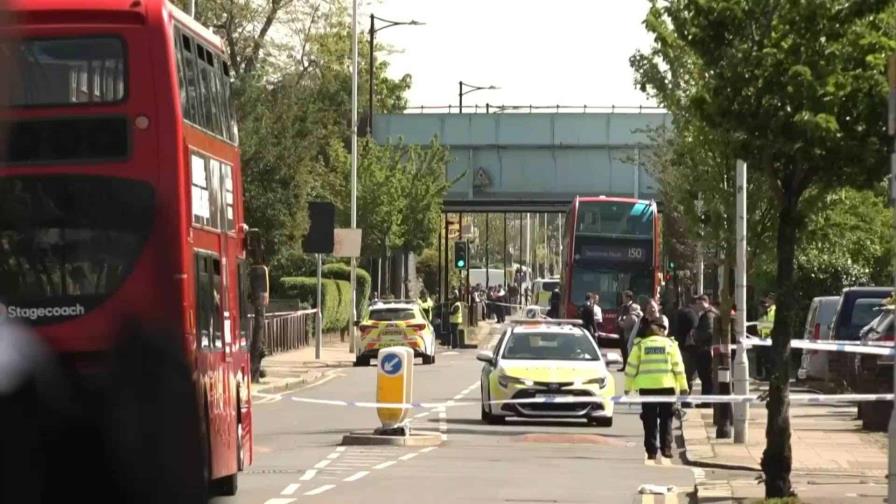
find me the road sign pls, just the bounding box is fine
[380,353,402,376]
[376,346,414,429]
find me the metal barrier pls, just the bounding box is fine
[251,309,317,355]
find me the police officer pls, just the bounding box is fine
[449,291,463,349]
[548,287,561,319]
[755,293,776,379]
[418,288,434,323]
[625,319,689,460]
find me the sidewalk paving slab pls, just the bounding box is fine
[680,388,888,503]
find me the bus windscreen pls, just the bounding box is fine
[575,201,654,237]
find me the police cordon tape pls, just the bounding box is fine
[711,335,896,357]
[290,392,895,409]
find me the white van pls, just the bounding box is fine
[799,296,840,380]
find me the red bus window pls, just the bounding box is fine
[195,253,223,351]
[1,37,126,106]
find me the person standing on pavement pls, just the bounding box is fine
[592,293,603,333]
[625,318,689,461]
[691,294,718,400]
[618,290,640,368]
[448,291,463,349]
[548,287,561,318]
[418,289,434,323]
[630,299,669,357]
[754,293,776,379]
[580,293,597,337]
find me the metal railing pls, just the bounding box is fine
[251,309,317,355]
[401,104,667,114]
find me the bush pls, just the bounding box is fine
[322,263,372,316]
[279,277,352,332]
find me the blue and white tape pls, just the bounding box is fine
[290,392,894,410]
[716,336,896,357]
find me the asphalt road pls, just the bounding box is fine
[212,340,696,504]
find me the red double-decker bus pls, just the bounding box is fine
[560,196,661,339]
[0,0,253,495]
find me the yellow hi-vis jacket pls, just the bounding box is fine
[450,302,463,324]
[757,304,776,339]
[419,297,433,321]
[624,335,689,394]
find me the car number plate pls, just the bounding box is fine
[535,393,563,400]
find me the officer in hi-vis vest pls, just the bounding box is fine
[624,319,689,460]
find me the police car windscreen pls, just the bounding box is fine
[502,332,599,361]
[369,308,416,322]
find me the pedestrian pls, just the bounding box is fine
[618,290,640,369]
[690,294,718,402]
[580,293,597,336]
[449,291,463,349]
[674,297,700,407]
[548,287,561,318]
[592,293,603,333]
[624,318,689,461]
[418,288,433,323]
[630,298,669,357]
[754,293,776,379]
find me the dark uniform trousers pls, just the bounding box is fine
[640,387,676,457]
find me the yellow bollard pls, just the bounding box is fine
[376,346,414,431]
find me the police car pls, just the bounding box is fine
[356,300,437,367]
[477,319,620,426]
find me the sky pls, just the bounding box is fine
[359,0,657,110]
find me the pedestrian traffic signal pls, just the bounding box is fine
[454,241,468,269]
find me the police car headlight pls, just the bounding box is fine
[498,374,533,388]
[583,376,607,388]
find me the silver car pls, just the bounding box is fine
[799,296,840,380]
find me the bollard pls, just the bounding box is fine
[716,366,732,439]
[376,346,414,434]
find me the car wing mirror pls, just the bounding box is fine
[476,351,495,364]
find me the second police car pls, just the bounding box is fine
[477,319,619,426]
[355,300,437,367]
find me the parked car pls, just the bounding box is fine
[853,306,894,431]
[798,296,840,381]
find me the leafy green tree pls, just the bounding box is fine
[632,1,895,496]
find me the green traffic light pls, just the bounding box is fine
[456,259,465,268]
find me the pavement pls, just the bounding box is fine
[218,321,698,504]
[681,386,888,503]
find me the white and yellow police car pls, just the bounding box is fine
[356,300,437,367]
[477,319,619,426]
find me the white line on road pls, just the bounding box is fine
[413,411,431,418]
[419,447,438,453]
[313,459,332,469]
[280,483,301,496]
[442,351,459,355]
[373,461,396,469]
[343,471,370,482]
[299,469,318,481]
[452,394,465,400]
[264,499,296,504]
[399,452,418,461]
[336,446,346,452]
[304,484,336,496]
[326,452,341,459]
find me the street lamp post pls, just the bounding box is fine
[458,81,498,113]
[368,14,423,136]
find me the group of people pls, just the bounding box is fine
[575,289,739,461]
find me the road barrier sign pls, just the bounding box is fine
[376,346,414,429]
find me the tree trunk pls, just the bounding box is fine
[761,195,798,498]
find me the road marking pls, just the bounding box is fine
[336,446,346,452]
[640,495,655,504]
[264,499,296,504]
[326,452,341,459]
[442,351,459,355]
[254,369,346,404]
[314,459,332,469]
[666,493,679,504]
[419,447,438,453]
[299,469,318,481]
[413,411,431,418]
[373,460,396,469]
[304,484,335,496]
[343,471,370,482]
[280,483,301,495]
[399,452,418,461]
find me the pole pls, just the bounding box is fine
[189,0,195,17]
[887,52,896,503]
[503,213,508,287]
[485,213,490,291]
[543,213,548,277]
[733,159,750,443]
[316,253,323,360]
[458,81,463,113]
[443,212,449,298]
[696,195,705,296]
[556,213,563,277]
[525,213,530,275]
[349,0,359,355]
[437,216,442,299]
[368,14,375,136]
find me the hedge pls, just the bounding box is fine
[321,263,371,316]
[279,277,351,332]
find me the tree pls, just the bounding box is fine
[632,1,895,497]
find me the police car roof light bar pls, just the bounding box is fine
[508,318,583,326]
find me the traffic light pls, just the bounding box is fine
[454,240,469,269]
